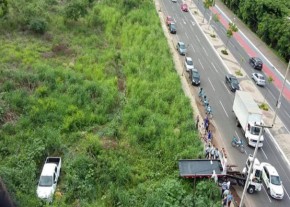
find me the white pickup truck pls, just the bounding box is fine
[37,157,61,202]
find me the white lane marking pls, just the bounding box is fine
[191,21,195,26]
[198,58,205,70]
[235,131,239,138]
[196,35,201,43]
[185,32,189,39]
[223,82,231,95]
[262,185,272,202]
[284,110,290,119]
[283,185,290,200]
[183,19,186,24]
[267,89,276,100]
[191,45,196,53]
[261,148,268,160]
[216,5,290,86]
[219,100,229,117]
[211,62,218,72]
[203,47,209,56]
[208,78,215,91]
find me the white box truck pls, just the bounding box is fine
[37,157,61,202]
[233,91,264,147]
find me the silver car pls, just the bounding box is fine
[252,73,265,86]
[176,42,187,56]
[184,57,194,72]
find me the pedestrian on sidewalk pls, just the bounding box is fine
[222,195,227,207]
[205,143,211,159]
[226,192,233,207]
[207,130,212,142]
[223,189,229,198]
[226,180,231,190]
[210,144,215,159]
[221,180,227,198]
[196,115,200,129]
[214,147,219,159]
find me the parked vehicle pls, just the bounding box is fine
[242,154,263,194]
[176,42,187,55]
[171,0,177,2]
[168,23,176,34]
[233,91,264,147]
[261,163,284,199]
[252,73,265,86]
[225,74,240,92]
[184,57,194,72]
[181,3,188,12]
[166,16,174,26]
[190,69,200,86]
[37,157,62,202]
[179,152,262,194]
[249,57,263,70]
[231,136,245,153]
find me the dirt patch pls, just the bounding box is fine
[100,137,118,150]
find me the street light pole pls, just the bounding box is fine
[272,60,290,126]
[239,124,272,207]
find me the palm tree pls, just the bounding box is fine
[225,22,238,49]
[203,0,215,23]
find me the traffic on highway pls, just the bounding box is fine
[160,0,290,206]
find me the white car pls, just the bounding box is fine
[184,57,194,72]
[252,73,265,86]
[261,163,284,199]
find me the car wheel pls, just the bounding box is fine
[247,185,255,194]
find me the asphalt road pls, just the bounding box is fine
[194,0,290,134]
[160,0,290,206]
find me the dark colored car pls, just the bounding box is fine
[225,74,240,92]
[190,68,200,86]
[168,23,176,34]
[249,57,263,70]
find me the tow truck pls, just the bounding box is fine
[178,151,262,194]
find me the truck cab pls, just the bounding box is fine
[243,155,262,193]
[37,157,61,202]
[245,122,264,147]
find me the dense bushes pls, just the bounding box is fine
[0,0,217,206]
[221,0,290,61]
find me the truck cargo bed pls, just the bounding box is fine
[179,159,222,178]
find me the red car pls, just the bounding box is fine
[181,3,188,12]
[166,16,174,25]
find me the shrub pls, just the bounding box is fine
[29,18,47,34]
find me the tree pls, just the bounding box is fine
[225,22,238,49]
[0,0,8,18]
[203,0,215,23]
[64,0,88,21]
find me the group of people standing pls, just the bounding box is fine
[205,143,219,159]
[221,180,233,207]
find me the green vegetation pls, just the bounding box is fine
[221,0,290,62]
[235,70,243,76]
[259,103,269,111]
[0,0,220,206]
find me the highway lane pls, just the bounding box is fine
[194,0,290,134]
[161,0,290,206]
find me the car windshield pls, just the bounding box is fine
[251,126,260,135]
[170,24,176,29]
[271,175,281,185]
[180,44,185,49]
[192,71,200,78]
[258,75,265,80]
[231,77,239,84]
[39,176,53,187]
[187,60,193,65]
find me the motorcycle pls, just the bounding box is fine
[231,136,245,153]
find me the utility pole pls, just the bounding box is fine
[239,124,272,207]
[272,60,290,126]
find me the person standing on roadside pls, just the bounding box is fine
[207,130,212,143]
[227,192,233,207]
[221,180,227,198]
[196,115,200,129]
